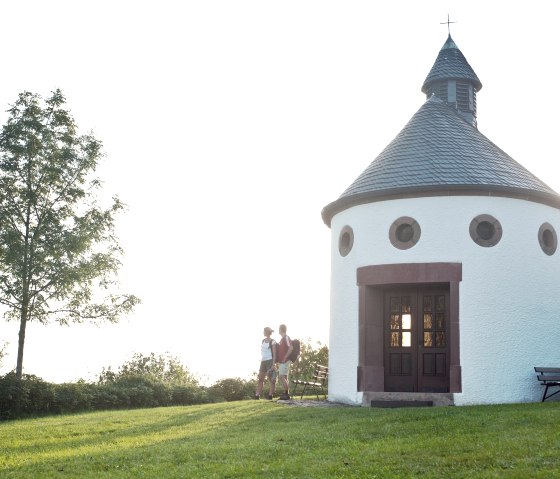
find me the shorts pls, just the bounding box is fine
[259,359,274,374]
[267,368,277,382]
[278,361,291,376]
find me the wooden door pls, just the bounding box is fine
[384,287,450,393]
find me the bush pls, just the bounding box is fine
[171,384,210,405]
[90,383,129,410]
[109,375,157,408]
[52,382,95,414]
[0,373,20,420]
[0,372,206,419]
[208,378,255,402]
[0,345,329,420]
[0,373,55,419]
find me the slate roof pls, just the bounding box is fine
[321,95,560,226]
[422,35,482,93]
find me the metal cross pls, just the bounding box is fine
[440,14,456,34]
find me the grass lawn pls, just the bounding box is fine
[0,400,559,478]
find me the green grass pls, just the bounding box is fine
[0,400,559,478]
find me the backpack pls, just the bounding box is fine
[287,339,301,362]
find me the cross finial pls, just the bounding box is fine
[440,14,456,34]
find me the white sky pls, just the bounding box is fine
[1,1,559,385]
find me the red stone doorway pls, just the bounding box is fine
[356,263,462,395]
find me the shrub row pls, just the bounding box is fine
[0,373,257,420]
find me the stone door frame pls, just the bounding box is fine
[356,263,462,394]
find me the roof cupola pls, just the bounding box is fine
[421,35,482,127]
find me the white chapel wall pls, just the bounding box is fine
[328,195,560,405]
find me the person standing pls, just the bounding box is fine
[277,324,293,400]
[255,327,277,400]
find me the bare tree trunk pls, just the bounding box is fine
[16,200,32,381]
[16,307,28,380]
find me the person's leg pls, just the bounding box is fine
[255,371,265,398]
[278,361,291,398]
[256,361,269,398]
[267,371,276,398]
[278,375,290,399]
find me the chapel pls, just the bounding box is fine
[322,33,560,406]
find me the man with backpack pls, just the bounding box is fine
[277,324,293,400]
[255,326,277,400]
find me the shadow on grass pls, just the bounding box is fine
[2,401,560,478]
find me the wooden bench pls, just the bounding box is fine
[534,367,560,402]
[292,364,328,400]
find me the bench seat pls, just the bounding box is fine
[292,364,328,400]
[534,367,560,402]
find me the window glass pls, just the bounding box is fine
[538,222,557,256]
[389,216,421,250]
[469,214,502,247]
[338,225,354,257]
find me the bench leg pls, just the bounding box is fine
[542,384,560,402]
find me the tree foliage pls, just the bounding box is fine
[98,352,199,387]
[291,338,329,380]
[0,90,139,379]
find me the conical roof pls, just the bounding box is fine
[421,34,482,93]
[321,95,560,226]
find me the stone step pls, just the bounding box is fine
[362,391,454,407]
[370,400,433,408]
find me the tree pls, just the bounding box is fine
[291,339,329,380]
[0,90,139,380]
[98,352,199,386]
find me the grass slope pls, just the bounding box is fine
[1,401,559,478]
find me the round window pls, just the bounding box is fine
[389,216,421,250]
[469,214,502,247]
[338,225,354,257]
[538,222,557,256]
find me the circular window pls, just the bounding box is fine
[469,214,502,247]
[538,222,557,256]
[338,225,354,257]
[389,216,421,250]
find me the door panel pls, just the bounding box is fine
[418,290,449,392]
[384,290,416,392]
[384,287,450,392]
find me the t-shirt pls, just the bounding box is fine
[278,336,292,363]
[261,339,276,361]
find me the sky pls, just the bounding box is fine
[0,1,559,385]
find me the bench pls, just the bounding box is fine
[292,364,328,400]
[534,367,560,402]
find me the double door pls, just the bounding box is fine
[384,287,450,393]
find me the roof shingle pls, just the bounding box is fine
[322,96,560,226]
[421,35,482,93]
